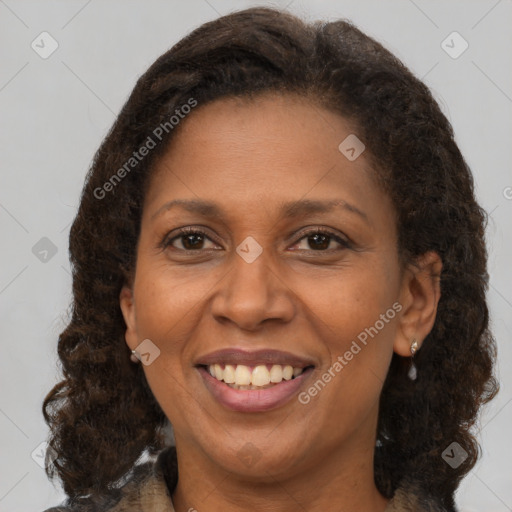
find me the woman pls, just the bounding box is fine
[42,7,498,512]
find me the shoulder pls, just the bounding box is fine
[42,446,178,512]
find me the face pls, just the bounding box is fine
[120,93,435,482]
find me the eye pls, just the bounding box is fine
[161,226,350,254]
[163,227,219,252]
[290,228,350,252]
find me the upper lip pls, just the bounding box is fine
[195,348,316,368]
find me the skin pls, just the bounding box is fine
[120,92,442,512]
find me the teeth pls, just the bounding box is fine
[234,365,251,386]
[214,364,223,381]
[269,365,283,383]
[282,365,293,380]
[206,363,306,388]
[223,364,236,384]
[251,365,271,386]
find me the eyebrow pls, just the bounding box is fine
[151,198,369,224]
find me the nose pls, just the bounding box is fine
[209,242,296,331]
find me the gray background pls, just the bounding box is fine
[0,1,511,511]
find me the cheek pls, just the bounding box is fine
[298,259,398,411]
[132,262,217,344]
[130,266,208,426]
[300,259,399,345]
[129,264,227,415]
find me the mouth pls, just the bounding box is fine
[200,363,313,390]
[194,349,316,412]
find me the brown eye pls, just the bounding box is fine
[304,233,331,250]
[163,227,219,251]
[162,227,349,254]
[291,229,349,252]
[177,232,206,250]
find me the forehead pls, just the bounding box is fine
[143,93,393,227]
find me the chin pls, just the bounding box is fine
[201,433,307,481]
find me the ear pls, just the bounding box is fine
[119,284,138,351]
[393,251,443,357]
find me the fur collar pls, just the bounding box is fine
[44,446,452,512]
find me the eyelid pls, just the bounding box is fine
[160,225,221,250]
[289,226,350,248]
[161,225,351,252]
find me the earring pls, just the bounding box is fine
[130,350,140,363]
[408,338,419,380]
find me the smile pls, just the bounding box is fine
[197,364,315,412]
[207,363,306,389]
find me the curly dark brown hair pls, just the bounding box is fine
[42,6,498,510]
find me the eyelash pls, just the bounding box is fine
[161,226,350,254]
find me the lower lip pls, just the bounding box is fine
[197,366,314,413]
